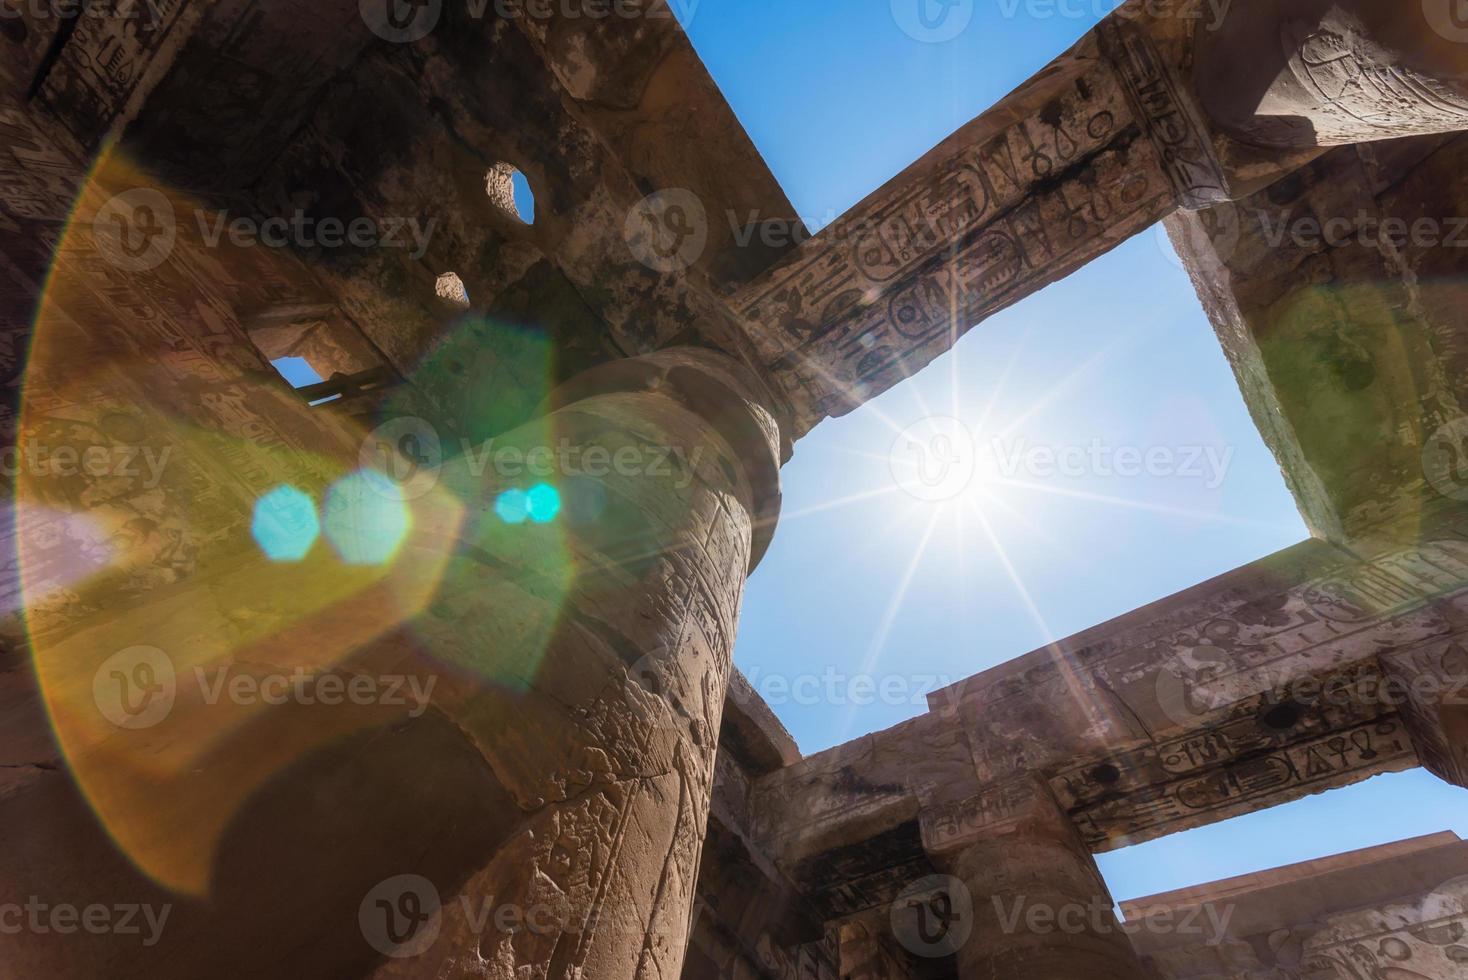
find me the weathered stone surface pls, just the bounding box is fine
[732,24,1195,434]
[4,2,1468,978]
[1128,832,1468,979]
[1196,1,1468,149]
[1166,132,1468,544]
[948,779,1146,980]
[748,508,1468,924]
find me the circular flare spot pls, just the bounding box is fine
[324,470,411,565]
[251,486,320,562]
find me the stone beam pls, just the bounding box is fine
[748,504,1468,920]
[1128,832,1468,979]
[936,507,1468,849]
[731,18,1224,435]
[731,1,1468,437]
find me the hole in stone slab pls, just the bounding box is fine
[1260,700,1304,731]
[1091,763,1122,785]
[486,163,535,224]
[244,308,397,409]
[271,357,340,406]
[435,272,470,310]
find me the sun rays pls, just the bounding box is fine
[763,312,1299,747]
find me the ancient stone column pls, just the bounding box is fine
[1196,0,1468,148]
[371,347,784,980]
[943,780,1146,980]
[7,345,782,980]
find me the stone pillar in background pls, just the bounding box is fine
[937,780,1146,980]
[837,921,913,980]
[1196,0,1468,148]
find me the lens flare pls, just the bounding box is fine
[251,486,320,562]
[323,470,412,565]
[526,483,561,523]
[494,488,530,525]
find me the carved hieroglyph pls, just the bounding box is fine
[1196,1,1468,149]
[734,23,1225,433]
[365,349,782,980]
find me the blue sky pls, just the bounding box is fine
[674,0,1468,903]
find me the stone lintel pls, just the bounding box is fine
[1129,833,1468,980]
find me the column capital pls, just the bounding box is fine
[918,775,1073,865]
[542,346,785,570]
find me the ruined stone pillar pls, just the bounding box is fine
[940,780,1145,980]
[1196,0,1468,148]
